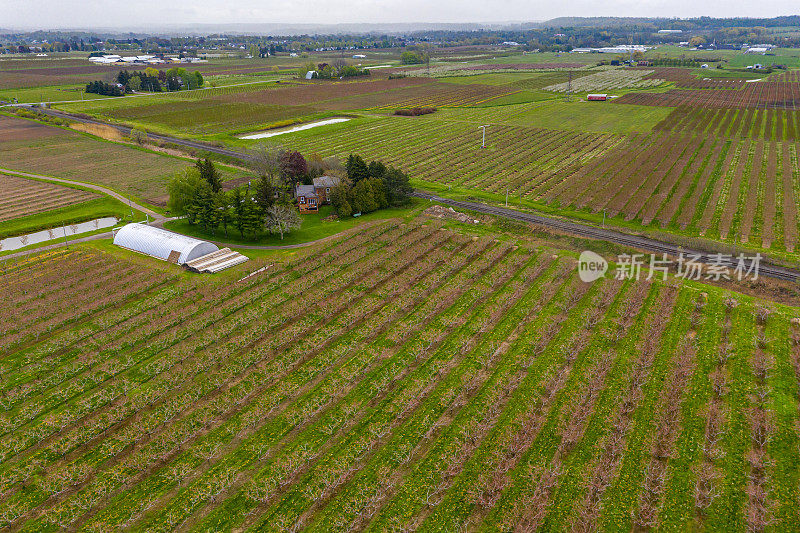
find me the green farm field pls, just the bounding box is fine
[0,113,244,204]
[36,46,800,261]
[56,77,519,136]
[1,219,799,532]
[268,102,800,258]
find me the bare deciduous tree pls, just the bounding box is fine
[265,205,301,240]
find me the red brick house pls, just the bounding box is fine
[295,184,319,213]
[295,176,341,213]
[312,176,340,204]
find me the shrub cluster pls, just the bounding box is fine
[394,107,437,116]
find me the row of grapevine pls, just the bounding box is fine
[0,174,97,223]
[541,130,800,253]
[655,105,800,141]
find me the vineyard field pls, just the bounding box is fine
[58,78,516,135]
[1,221,799,532]
[0,114,242,203]
[541,129,800,252]
[0,174,97,223]
[615,81,800,109]
[543,68,665,93]
[270,98,800,255]
[654,105,800,141]
[275,112,623,196]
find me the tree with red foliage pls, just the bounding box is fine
[280,150,308,186]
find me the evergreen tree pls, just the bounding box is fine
[330,183,352,217]
[381,167,413,206]
[187,182,218,233]
[232,187,247,238]
[195,158,222,193]
[368,160,386,179]
[346,154,370,183]
[254,175,276,210]
[216,192,232,238]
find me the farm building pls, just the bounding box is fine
[296,184,319,213]
[113,223,218,264]
[587,93,609,101]
[312,175,341,204]
[113,223,248,272]
[295,176,341,213]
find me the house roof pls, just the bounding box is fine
[313,175,341,189]
[296,184,318,198]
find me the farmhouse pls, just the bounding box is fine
[313,175,340,204]
[295,175,341,213]
[587,93,608,101]
[295,184,319,213]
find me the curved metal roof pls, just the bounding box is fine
[113,223,218,264]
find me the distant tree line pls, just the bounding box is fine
[86,68,204,96]
[85,81,124,96]
[301,59,370,79]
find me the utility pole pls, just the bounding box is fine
[505,188,509,207]
[479,125,488,148]
[602,209,606,228]
[566,70,572,102]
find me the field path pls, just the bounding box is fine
[0,168,163,220]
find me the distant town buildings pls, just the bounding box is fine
[89,54,206,65]
[570,45,652,54]
[745,44,776,54]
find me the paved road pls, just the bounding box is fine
[17,108,800,281]
[36,107,252,161]
[413,192,800,282]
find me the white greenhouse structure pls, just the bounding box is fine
[113,223,219,264]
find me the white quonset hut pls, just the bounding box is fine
[113,223,218,264]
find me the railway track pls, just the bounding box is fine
[22,107,800,281]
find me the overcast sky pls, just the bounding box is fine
[1,0,797,30]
